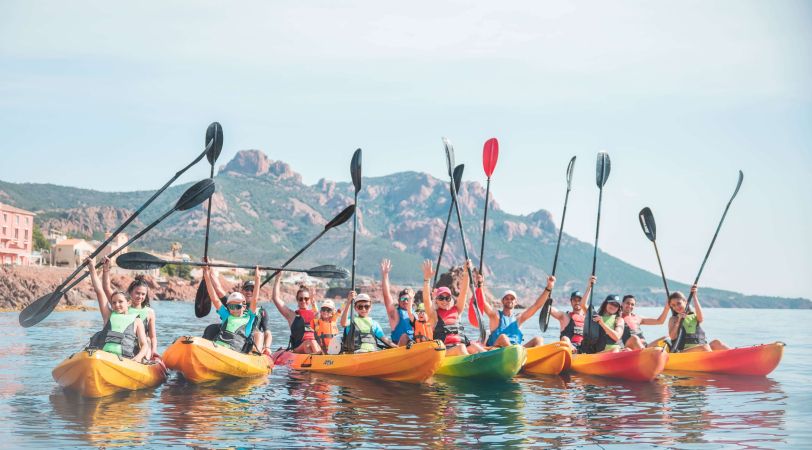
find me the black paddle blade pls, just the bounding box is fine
[350,148,362,194]
[176,178,216,211]
[595,152,611,188]
[566,156,576,189]
[306,264,350,279]
[205,122,224,165]
[452,164,465,194]
[116,252,165,270]
[732,170,744,200]
[539,298,552,332]
[18,291,63,328]
[639,207,657,242]
[325,204,355,230]
[195,279,211,318]
[442,137,455,178]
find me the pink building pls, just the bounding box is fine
[0,203,35,266]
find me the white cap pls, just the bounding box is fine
[226,292,246,304]
[321,299,336,310]
[354,293,371,303]
[502,290,518,300]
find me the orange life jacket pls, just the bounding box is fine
[413,319,433,342]
[313,318,339,349]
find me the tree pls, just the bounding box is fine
[32,223,50,251]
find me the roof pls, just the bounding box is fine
[0,203,36,216]
[55,239,93,247]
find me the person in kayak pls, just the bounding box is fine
[620,294,669,350]
[412,303,433,343]
[549,275,596,352]
[339,291,397,353]
[590,294,625,353]
[380,258,415,346]
[202,265,263,354]
[313,299,340,352]
[101,256,158,359]
[243,280,273,354]
[271,275,321,354]
[478,272,555,348]
[421,259,486,356]
[668,286,730,352]
[85,256,149,362]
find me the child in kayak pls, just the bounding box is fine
[203,265,263,354]
[85,256,149,362]
[313,299,340,352]
[620,294,669,350]
[411,303,433,342]
[478,272,555,348]
[380,258,415,346]
[243,280,272,354]
[102,256,158,359]
[550,275,596,352]
[668,286,730,352]
[590,295,625,353]
[422,259,486,356]
[339,291,397,353]
[271,274,322,354]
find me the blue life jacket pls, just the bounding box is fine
[390,307,414,342]
[486,311,524,346]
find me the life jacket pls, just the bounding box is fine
[314,317,339,350]
[676,313,707,350]
[560,311,585,344]
[215,313,252,353]
[434,307,465,346]
[621,314,646,343]
[289,308,317,349]
[128,305,153,331]
[87,311,139,358]
[390,307,414,342]
[348,317,378,353]
[486,310,524,346]
[595,314,623,352]
[412,319,433,343]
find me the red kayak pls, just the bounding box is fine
[665,342,784,376]
[569,347,668,381]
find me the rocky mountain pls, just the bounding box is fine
[2,150,810,309]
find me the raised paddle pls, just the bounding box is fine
[582,152,611,351]
[433,163,465,287]
[195,122,225,318]
[672,170,744,352]
[259,204,356,288]
[343,148,363,354]
[116,252,349,279]
[443,137,487,342]
[468,138,499,328]
[539,156,577,332]
[19,178,216,327]
[639,207,671,298]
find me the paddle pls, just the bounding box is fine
[195,122,224,318]
[442,137,487,342]
[343,149,363,354]
[433,163,465,287]
[116,252,349,279]
[539,156,577,332]
[582,152,611,352]
[638,207,671,298]
[672,170,744,352]
[19,178,216,327]
[469,138,499,328]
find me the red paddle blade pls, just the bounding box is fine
[467,287,487,328]
[483,138,499,177]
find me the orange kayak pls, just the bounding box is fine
[569,347,668,381]
[665,342,784,376]
[163,336,273,383]
[522,341,572,375]
[52,349,167,398]
[272,340,446,383]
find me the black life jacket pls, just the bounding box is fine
[289,309,316,350]
[560,311,585,344]
[433,313,465,343]
[675,312,707,351]
[349,317,379,353]
[621,315,646,343]
[215,316,253,353]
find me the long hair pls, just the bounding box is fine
[668,291,691,316]
[597,296,621,318]
[127,275,151,307]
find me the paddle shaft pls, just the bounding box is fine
[652,241,671,297]
[539,180,573,331]
[433,200,456,286]
[584,179,605,344]
[259,230,327,288]
[202,159,216,258]
[477,177,492,274]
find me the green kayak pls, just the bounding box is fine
[435,345,526,380]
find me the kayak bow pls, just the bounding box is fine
[163,336,273,383]
[52,349,167,398]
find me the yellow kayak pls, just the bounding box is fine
[522,341,572,375]
[52,349,167,398]
[162,336,273,383]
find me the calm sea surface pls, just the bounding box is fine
[1,303,810,448]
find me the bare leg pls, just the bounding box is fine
[397,334,411,347]
[523,336,544,348]
[709,339,730,351]
[252,331,264,353]
[491,334,511,348]
[446,344,469,356]
[143,338,154,360]
[625,335,644,350]
[263,331,273,350]
[683,344,712,353]
[467,342,486,354]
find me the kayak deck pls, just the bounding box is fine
[436,344,527,380]
[569,347,668,381]
[163,336,273,383]
[273,340,446,383]
[665,342,784,376]
[52,349,167,398]
[523,341,572,375]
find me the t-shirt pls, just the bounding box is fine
[342,317,385,340]
[216,305,257,332]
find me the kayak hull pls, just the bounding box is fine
[163,336,272,383]
[569,347,668,381]
[436,344,526,380]
[665,342,784,376]
[52,349,167,398]
[272,340,446,383]
[523,341,572,375]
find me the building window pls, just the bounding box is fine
[25,217,29,225]
[14,229,19,239]
[24,230,29,241]
[16,216,19,225]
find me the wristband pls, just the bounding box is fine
[544,287,552,292]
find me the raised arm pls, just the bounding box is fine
[102,256,114,300]
[248,267,260,314]
[454,260,472,314]
[476,271,499,323]
[270,274,295,322]
[641,301,671,326]
[422,260,437,325]
[340,291,355,327]
[519,276,556,324]
[205,261,228,299]
[380,259,398,329]
[668,315,681,340]
[691,285,703,323]
[86,256,111,322]
[581,275,597,314]
[203,266,223,312]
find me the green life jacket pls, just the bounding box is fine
[216,314,251,353]
[678,313,707,350]
[351,317,378,353]
[600,314,622,351]
[88,311,139,357]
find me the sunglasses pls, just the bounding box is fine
[355,304,371,310]
[436,295,451,301]
[320,307,334,313]
[243,287,254,293]
[227,304,245,311]
[399,296,409,302]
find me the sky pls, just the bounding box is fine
[1,1,810,300]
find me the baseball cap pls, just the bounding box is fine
[321,299,336,310]
[226,292,246,304]
[502,290,518,300]
[354,293,371,303]
[570,291,583,299]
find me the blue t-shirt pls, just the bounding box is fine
[216,305,257,332]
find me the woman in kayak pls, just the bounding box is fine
[102,256,158,359]
[550,275,596,352]
[339,291,397,353]
[478,272,555,348]
[422,259,486,356]
[620,294,669,350]
[380,258,415,346]
[271,275,321,354]
[591,294,625,352]
[85,256,149,362]
[313,299,340,353]
[203,265,263,354]
[668,286,730,352]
